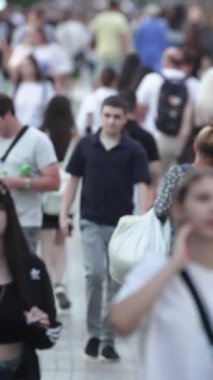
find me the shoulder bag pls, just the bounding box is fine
[181,269,213,355]
[42,137,78,216]
[109,207,171,284]
[0,126,28,162]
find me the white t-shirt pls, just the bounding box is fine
[14,81,55,129]
[136,69,200,139]
[33,42,72,76]
[8,44,32,68]
[55,20,90,64]
[115,256,213,380]
[8,42,72,76]
[0,127,57,227]
[76,86,118,135]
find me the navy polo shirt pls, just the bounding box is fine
[66,130,151,226]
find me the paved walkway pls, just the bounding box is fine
[38,226,140,380]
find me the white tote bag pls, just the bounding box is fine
[109,208,171,284]
[42,167,72,215]
[42,137,79,216]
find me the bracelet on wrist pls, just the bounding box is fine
[22,177,31,191]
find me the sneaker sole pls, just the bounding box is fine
[99,355,120,363]
[83,352,99,361]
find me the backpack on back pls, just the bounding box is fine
[155,75,188,136]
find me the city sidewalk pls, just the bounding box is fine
[39,227,140,380]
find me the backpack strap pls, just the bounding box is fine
[159,72,189,84]
[180,74,189,84]
[0,126,28,162]
[181,269,213,347]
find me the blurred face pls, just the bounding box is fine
[182,177,213,240]
[20,58,36,80]
[27,29,44,46]
[101,105,126,136]
[0,114,9,137]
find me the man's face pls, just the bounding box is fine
[100,105,127,136]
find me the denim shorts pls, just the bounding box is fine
[0,357,25,379]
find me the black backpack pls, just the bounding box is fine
[155,75,188,136]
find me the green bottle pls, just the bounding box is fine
[20,164,31,177]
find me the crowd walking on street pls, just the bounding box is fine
[0,0,212,379]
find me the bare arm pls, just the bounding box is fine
[110,259,178,335]
[136,182,150,214]
[59,175,80,235]
[178,102,193,151]
[110,225,192,335]
[149,161,162,204]
[2,163,60,192]
[135,104,148,124]
[149,161,162,194]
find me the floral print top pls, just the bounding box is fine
[154,164,192,222]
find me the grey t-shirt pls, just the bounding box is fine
[0,127,57,227]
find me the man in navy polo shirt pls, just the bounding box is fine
[60,95,151,361]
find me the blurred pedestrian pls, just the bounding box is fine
[195,68,213,130]
[121,89,161,202]
[8,26,71,88]
[0,180,61,380]
[136,47,195,173]
[133,3,168,72]
[117,52,153,93]
[41,95,76,310]
[13,55,55,129]
[110,169,213,380]
[11,4,54,48]
[0,94,60,252]
[155,126,213,223]
[90,0,132,76]
[76,67,118,135]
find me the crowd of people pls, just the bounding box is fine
[0,0,212,379]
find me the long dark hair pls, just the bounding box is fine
[0,182,32,308]
[117,53,153,93]
[15,54,43,90]
[42,95,75,161]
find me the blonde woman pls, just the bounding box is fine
[110,170,213,380]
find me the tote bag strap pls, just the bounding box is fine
[0,126,28,162]
[181,269,213,347]
[61,135,80,169]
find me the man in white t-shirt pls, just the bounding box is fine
[55,10,89,69]
[136,47,199,172]
[76,67,118,135]
[0,94,60,252]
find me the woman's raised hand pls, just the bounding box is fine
[171,224,193,271]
